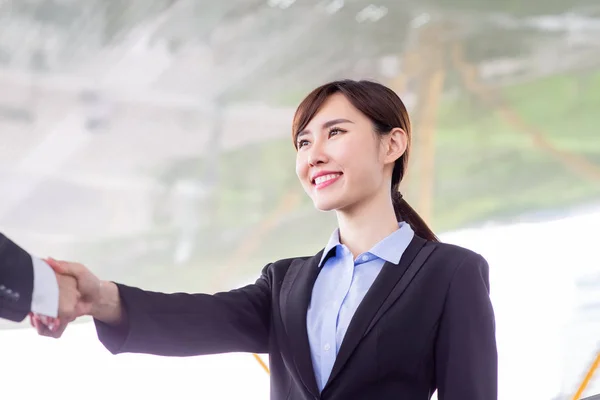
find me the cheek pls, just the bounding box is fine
[345,150,382,186]
[295,156,308,181]
[329,142,354,169]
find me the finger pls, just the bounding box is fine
[29,313,37,329]
[32,315,68,338]
[32,316,51,336]
[31,314,45,329]
[39,314,49,325]
[44,316,60,330]
[49,317,60,332]
[45,257,68,274]
[46,319,68,338]
[46,258,79,277]
[31,314,51,330]
[36,322,54,337]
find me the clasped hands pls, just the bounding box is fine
[30,258,102,338]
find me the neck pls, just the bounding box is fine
[335,191,399,258]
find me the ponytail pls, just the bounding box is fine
[392,188,439,242]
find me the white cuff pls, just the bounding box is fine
[30,256,59,318]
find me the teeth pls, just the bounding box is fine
[314,174,340,185]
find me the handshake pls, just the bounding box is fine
[31,258,103,338]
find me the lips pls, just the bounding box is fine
[310,171,342,184]
[314,174,341,185]
[311,172,342,190]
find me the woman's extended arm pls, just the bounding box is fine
[40,259,273,357]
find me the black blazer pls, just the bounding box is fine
[0,233,36,322]
[96,236,497,400]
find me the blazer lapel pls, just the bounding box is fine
[324,235,431,390]
[364,239,435,336]
[280,252,323,398]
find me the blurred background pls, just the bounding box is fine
[0,0,599,399]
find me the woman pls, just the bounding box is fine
[35,80,497,400]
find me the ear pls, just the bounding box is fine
[382,128,408,165]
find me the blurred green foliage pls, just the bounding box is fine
[20,0,594,288]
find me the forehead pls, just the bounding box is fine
[307,93,363,126]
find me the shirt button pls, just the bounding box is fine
[324,343,331,351]
[361,255,369,262]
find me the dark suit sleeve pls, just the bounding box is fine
[95,263,273,357]
[435,253,498,400]
[0,233,35,322]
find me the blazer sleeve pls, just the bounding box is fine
[0,233,35,322]
[95,263,273,357]
[435,253,498,400]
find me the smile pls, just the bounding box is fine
[314,174,340,185]
[313,173,342,189]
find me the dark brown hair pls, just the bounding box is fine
[292,79,439,242]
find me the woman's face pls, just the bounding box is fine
[295,93,406,213]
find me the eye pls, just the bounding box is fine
[328,127,345,137]
[297,139,310,149]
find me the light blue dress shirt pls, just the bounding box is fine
[306,222,415,392]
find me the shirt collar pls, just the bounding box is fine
[318,222,414,267]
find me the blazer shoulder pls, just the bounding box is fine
[426,241,491,294]
[270,255,313,266]
[267,252,321,272]
[264,252,321,284]
[422,240,489,283]
[267,254,315,273]
[269,256,312,269]
[428,240,487,265]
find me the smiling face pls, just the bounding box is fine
[295,92,405,213]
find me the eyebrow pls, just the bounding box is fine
[296,118,354,140]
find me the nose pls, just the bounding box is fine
[307,140,328,167]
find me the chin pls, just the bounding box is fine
[314,204,336,212]
[312,197,347,212]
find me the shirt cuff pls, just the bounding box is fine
[30,256,59,318]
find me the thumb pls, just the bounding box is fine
[44,257,76,277]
